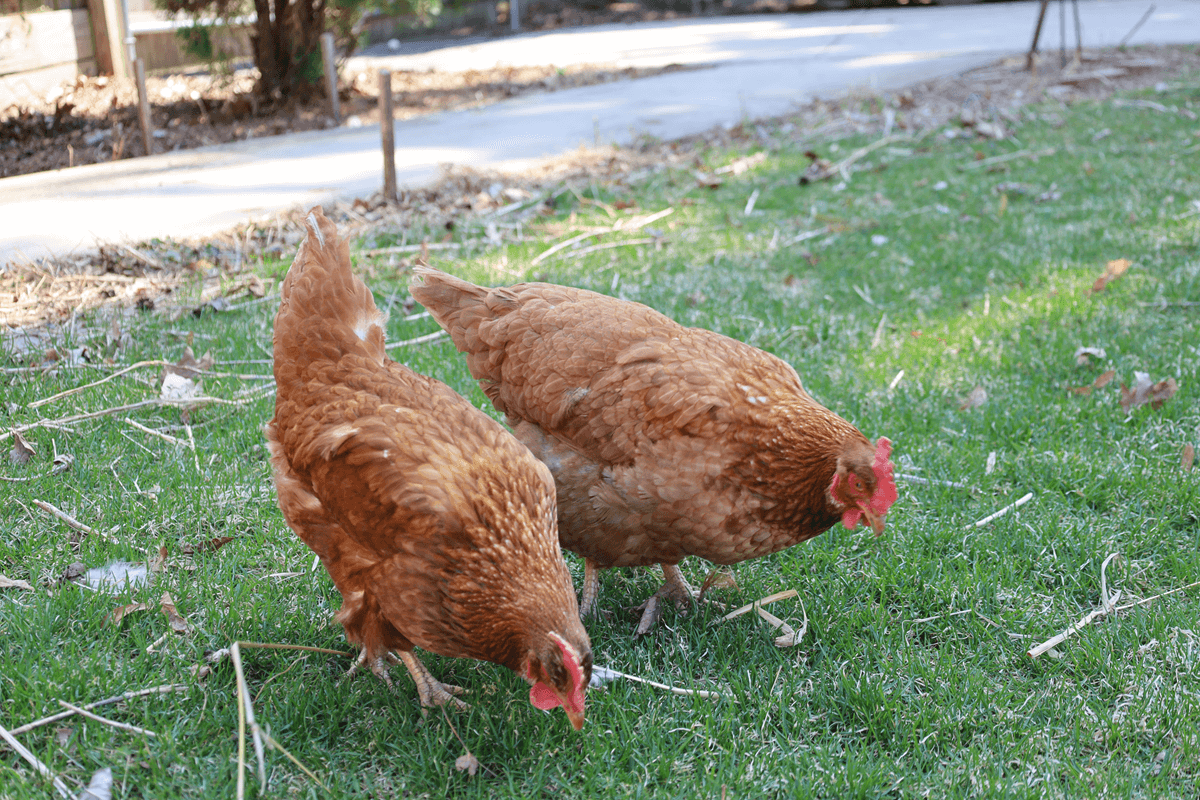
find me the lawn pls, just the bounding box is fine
[1,60,1198,799]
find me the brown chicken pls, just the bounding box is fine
[265,209,591,727]
[410,267,898,633]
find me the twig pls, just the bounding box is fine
[895,473,969,489]
[1028,553,1122,658]
[440,706,497,779]
[720,589,799,621]
[756,594,808,647]
[960,147,1056,171]
[28,359,164,409]
[33,500,117,544]
[0,721,73,799]
[8,684,187,736]
[384,330,447,350]
[592,665,728,699]
[124,418,187,447]
[121,244,162,270]
[786,227,830,245]
[259,728,330,791]
[57,700,159,737]
[972,492,1033,528]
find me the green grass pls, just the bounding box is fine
[2,68,1199,799]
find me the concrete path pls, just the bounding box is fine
[2,0,1196,264]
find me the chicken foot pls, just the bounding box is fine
[344,650,468,710]
[634,563,699,636]
[396,650,469,710]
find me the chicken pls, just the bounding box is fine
[409,267,898,633]
[265,209,591,728]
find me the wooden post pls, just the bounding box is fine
[320,32,340,124]
[89,0,131,78]
[379,69,396,204]
[1026,0,1050,72]
[135,58,152,156]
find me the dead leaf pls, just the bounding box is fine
[57,561,87,585]
[181,536,233,555]
[105,602,150,627]
[191,647,230,680]
[694,171,722,189]
[160,592,191,633]
[1074,346,1106,366]
[1069,368,1116,395]
[1183,444,1195,473]
[454,752,480,777]
[0,574,35,590]
[1091,258,1131,293]
[613,200,638,211]
[51,452,74,475]
[1119,371,1178,412]
[163,345,214,381]
[959,386,988,411]
[147,545,168,574]
[160,372,203,404]
[698,568,738,603]
[9,429,36,465]
[77,766,113,800]
[799,150,836,184]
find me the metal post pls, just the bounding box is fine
[118,0,136,79]
[379,69,396,204]
[510,0,519,31]
[320,32,340,124]
[134,58,153,156]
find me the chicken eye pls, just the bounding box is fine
[853,478,864,492]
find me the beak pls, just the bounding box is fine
[565,706,585,731]
[861,506,886,537]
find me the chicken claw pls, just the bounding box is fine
[634,564,699,635]
[344,650,401,689]
[397,651,469,710]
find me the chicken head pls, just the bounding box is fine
[829,436,897,535]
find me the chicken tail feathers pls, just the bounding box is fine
[274,207,388,370]
[409,266,516,363]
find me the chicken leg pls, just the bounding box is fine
[634,563,699,636]
[578,558,602,619]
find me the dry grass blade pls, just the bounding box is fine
[57,700,159,737]
[124,418,187,447]
[229,642,267,795]
[33,499,118,543]
[720,589,799,621]
[972,492,1033,528]
[960,146,1057,170]
[755,593,808,647]
[592,665,729,699]
[384,330,447,350]
[0,720,73,799]
[8,684,187,736]
[1028,553,1123,658]
[895,473,969,489]
[1184,443,1195,473]
[28,359,169,409]
[0,574,35,590]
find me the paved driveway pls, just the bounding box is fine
[2,0,1196,264]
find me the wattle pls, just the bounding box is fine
[529,681,561,710]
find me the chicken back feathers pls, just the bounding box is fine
[410,267,897,575]
[266,209,590,726]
